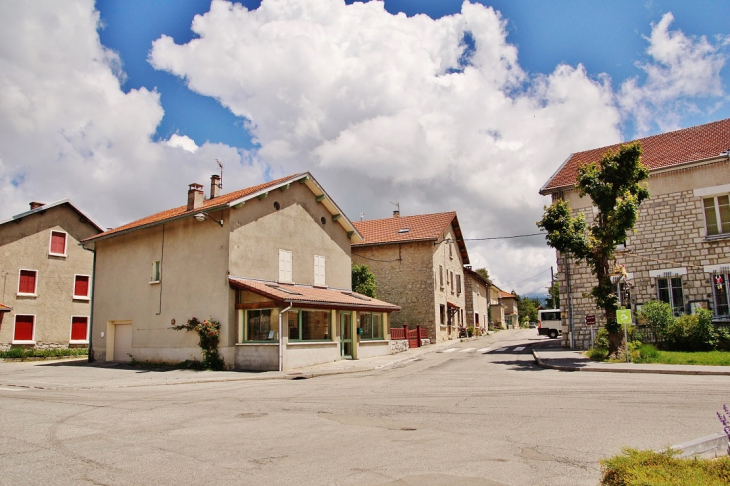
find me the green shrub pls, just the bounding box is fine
[665,309,716,352]
[637,300,674,342]
[586,347,608,361]
[716,327,730,351]
[600,448,730,486]
[0,347,88,359]
[638,343,659,360]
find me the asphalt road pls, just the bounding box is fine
[1,329,726,486]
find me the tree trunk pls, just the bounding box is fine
[608,330,625,359]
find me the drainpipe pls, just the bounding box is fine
[279,301,293,372]
[565,251,574,350]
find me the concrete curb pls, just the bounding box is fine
[670,432,729,458]
[531,347,730,376]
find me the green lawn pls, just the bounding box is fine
[634,349,730,366]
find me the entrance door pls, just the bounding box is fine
[113,323,132,362]
[340,312,352,359]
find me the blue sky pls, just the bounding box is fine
[2,1,729,296]
[97,0,730,151]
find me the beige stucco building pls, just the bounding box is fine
[351,211,469,343]
[499,291,520,329]
[463,266,490,333]
[0,200,103,350]
[83,173,399,370]
[540,118,730,349]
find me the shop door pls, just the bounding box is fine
[340,312,352,359]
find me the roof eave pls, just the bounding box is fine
[0,199,105,233]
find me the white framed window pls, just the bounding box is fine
[703,195,730,236]
[69,316,89,344]
[449,242,453,259]
[314,255,326,286]
[73,274,91,300]
[657,277,684,316]
[439,265,444,289]
[279,249,292,283]
[712,273,729,319]
[49,230,68,257]
[13,314,35,344]
[17,269,38,296]
[150,261,161,283]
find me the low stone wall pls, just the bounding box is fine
[0,342,84,351]
[420,339,431,346]
[390,339,408,354]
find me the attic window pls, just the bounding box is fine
[341,291,371,301]
[397,228,410,234]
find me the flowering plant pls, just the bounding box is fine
[171,317,224,370]
[719,404,730,441]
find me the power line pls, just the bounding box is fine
[500,268,551,288]
[464,232,545,241]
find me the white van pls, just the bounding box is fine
[537,309,562,339]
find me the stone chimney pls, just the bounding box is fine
[210,175,221,199]
[30,202,45,210]
[187,183,204,211]
[393,210,400,218]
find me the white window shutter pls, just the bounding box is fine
[314,255,325,286]
[279,250,292,282]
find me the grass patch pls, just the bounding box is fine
[0,347,88,359]
[600,448,730,486]
[634,347,730,366]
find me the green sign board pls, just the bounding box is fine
[616,309,632,325]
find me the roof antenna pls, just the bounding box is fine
[360,212,364,221]
[215,159,223,191]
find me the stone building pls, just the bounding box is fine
[540,118,730,349]
[352,211,469,342]
[499,290,520,329]
[0,200,103,350]
[463,266,490,333]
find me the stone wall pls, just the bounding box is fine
[553,159,730,349]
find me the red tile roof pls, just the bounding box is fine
[229,278,400,311]
[541,118,730,193]
[352,211,470,264]
[499,290,517,299]
[83,174,304,243]
[0,303,11,312]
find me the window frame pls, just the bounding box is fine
[243,308,277,342]
[72,274,91,300]
[359,312,384,341]
[69,315,90,344]
[12,314,36,344]
[17,269,38,296]
[712,273,730,319]
[439,265,444,290]
[286,308,332,342]
[48,230,68,257]
[656,276,685,316]
[150,260,161,284]
[456,274,462,295]
[703,194,730,236]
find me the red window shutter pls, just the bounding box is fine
[74,276,89,297]
[19,270,36,294]
[50,232,66,254]
[71,317,88,341]
[15,316,34,341]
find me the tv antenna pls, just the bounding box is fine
[215,159,223,190]
[389,201,400,212]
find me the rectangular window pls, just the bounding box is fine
[713,274,729,318]
[440,304,445,325]
[49,230,67,256]
[13,315,35,343]
[279,249,292,283]
[246,309,276,341]
[450,271,454,293]
[73,275,90,299]
[360,312,383,340]
[449,242,453,259]
[287,309,330,341]
[439,265,444,289]
[314,255,326,286]
[704,195,730,235]
[18,269,37,295]
[657,277,684,316]
[70,316,89,342]
[151,261,161,283]
[456,274,462,295]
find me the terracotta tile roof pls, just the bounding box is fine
[352,211,470,264]
[541,118,730,193]
[229,278,400,311]
[463,266,491,286]
[83,174,304,243]
[499,290,517,299]
[0,303,11,312]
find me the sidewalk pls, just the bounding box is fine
[532,341,730,376]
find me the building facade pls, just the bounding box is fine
[352,211,469,343]
[0,200,103,350]
[83,173,398,370]
[463,266,490,334]
[540,118,730,349]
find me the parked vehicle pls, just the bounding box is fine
[537,309,562,339]
[529,322,536,329]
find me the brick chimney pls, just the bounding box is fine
[187,183,204,211]
[393,210,400,218]
[210,175,221,199]
[30,202,45,210]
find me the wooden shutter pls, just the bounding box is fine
[50,231,66,254]
[71,317,88,341]
[74,276,89,297]
[314,255,325,286]
[14,315,34,341]
[19,270,36,294]
[279,250,292,282]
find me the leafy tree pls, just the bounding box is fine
[546,280,560,309]
[475,267,490,281]
[537,143,649,357]
[352,263,377,298]
[515,293,540,323]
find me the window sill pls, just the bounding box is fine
[149,280,160,285]
[73,296,90,301]
[361,339,387,344]
[236,342,278,346]
[287,341,336,346]
[16,293,37,298]
[12,340,35,345]
[48,253,67,258]
[69,340,89,345]
[705,233,730,242]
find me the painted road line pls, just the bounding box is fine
[495,347,508,352]
[513,346,526,351]
[459,348,475,353]
[443,348,458,353]
[477,347,491,353]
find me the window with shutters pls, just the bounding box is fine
[73,275,90,300]
[703,195,730,236]
[456,274,462,295]
[439,265,444,290]
[314,255,326,286]
[70,316,89,343]
[17,269,38,296]
[13,315,35,343]
[279,249,293,283]
[49,230,67,256]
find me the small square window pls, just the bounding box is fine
[49,230,68,256]
[13,315,35,343]
[73,275,90,299]
[18,269,38,296]
[70,316,89,343]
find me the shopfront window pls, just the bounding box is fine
[287,309,331,341]
[246,309,276,341]
[360,312,383,340]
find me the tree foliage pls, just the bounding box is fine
[352,263,377,298]
[475,267,490,281]
[538,142,649,356]
[546,280,560,309]
[516,294,540,324]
